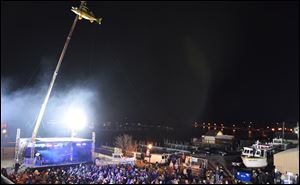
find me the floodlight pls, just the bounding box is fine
[65,107,87,130]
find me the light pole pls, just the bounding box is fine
[147,144,152,165]
[1,124,8,159]
[282,122,285,140]
[15,128,21,163]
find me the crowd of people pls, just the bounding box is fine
[3,161,236,184]
[274,170,299,184]
[3,157,298,184]
[231,166,299,184]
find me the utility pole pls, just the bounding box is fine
[15,128,21,163]
[92,132,96,160]
[282,121,285,140]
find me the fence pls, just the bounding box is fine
[94,146,114,156]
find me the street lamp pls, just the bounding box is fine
[147,144,152,164]
[1,124,8,158]
[148,144,152,150]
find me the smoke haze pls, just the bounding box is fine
[1,57,98,140]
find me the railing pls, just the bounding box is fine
[94,147,113,156]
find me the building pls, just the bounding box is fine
[201,130,220,144]
[274,147,299,175]
[200,130,235,150]
[215,135,235,145]
[191,138,202,146]
[202,130,234,143]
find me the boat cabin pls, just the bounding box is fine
[242,147,266,158]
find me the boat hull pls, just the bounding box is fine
[241,156,268,168]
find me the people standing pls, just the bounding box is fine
[174,162,179,173]
[14,161,20,174]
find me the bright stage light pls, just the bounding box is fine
[65,107,87,130]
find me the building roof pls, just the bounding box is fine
[217,131,223,136]
[204,130,219,136]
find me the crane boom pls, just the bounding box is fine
[30,1,86,162]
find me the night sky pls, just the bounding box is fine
[1,1,299,127]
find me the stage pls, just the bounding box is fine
[17,137,94,167]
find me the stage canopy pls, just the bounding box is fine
[20,137,92,143]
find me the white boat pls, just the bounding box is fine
[242,123,299,168]
[241,141,274,168]
[268,138,290,150]
[241,146,268,168]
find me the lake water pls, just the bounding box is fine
[93,126,274,147]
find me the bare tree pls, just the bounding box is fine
[115,134,137,155]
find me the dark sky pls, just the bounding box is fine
[1,1,299,126]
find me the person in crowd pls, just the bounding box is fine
[295,174,299,184]
[1,168,8,177]
[174,162,179,173]
[14,161,20,174]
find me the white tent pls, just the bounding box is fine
[274,147,299,174]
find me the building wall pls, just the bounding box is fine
[274,148,299,174]
[202,136,215,144]
[215,138,234,145]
